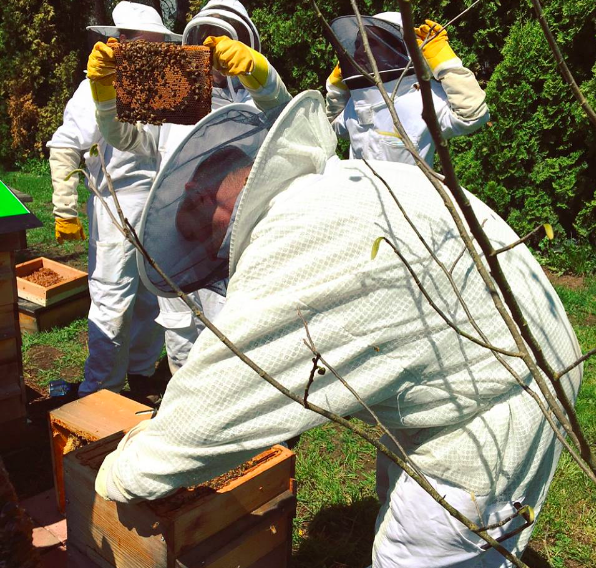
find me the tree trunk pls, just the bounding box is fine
[93,0,110,25]
[174,0,190,34]
[150,0,163,18]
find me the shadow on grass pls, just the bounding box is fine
[521,546,556,568]
[292,497,379,568]
[290,498,555,568]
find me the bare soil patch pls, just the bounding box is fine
[543,267,585,291]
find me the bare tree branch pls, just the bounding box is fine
[394,0,595,471]
[554,348,596,381]
[492,225,549,256]
[303,354,321,408]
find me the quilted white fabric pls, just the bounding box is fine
[111,92,581,507]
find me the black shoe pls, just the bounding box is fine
[285,434,301,450]
[126,374,164,407]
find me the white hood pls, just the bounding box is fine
[230,91,337,274]
[87,1,182,43]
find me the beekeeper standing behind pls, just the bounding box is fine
[325,13,489,166]
[92,80,581,567]
[88,0,290,374]
[47,2,175,400]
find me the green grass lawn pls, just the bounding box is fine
[4,164,596,567]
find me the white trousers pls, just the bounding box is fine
[156,289,226,374]
[80,192,164,396]
[372,434,559,568]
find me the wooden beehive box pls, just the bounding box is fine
[16,257,88,307]
[64,434,296,568]
[0,182,42,448]
[0,239,27,438]
[49,390,153,515]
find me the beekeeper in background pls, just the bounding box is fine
[93,81,581,565]
[47,1,177,400]
[89,0,289,374]
[325,13,489,166]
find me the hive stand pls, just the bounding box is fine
[64,434,296,568]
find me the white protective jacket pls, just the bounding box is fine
[105,91,580,508]
[329,68,489,166]
[47,79,164,394]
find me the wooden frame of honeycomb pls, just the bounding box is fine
[113,41,212,126]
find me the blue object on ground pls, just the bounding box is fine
[49,379,78,398]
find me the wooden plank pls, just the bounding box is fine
[16,310,39,334]
[168,446,295,555]
[18,291,90,333]
[0,336,18,364]
[16,257,88,307]
[0,394,26,422]
[50,390,152,439]
[178,509,290,568]
[65,445,167,568]
[0,231,27,252]
[7,187,33,203]
[244,543,290,568]
[176,491,296,568]
[0,416,28,451]
[0,277,16,307]
[0,362,24,425]
[0,303,18,341]
[0,251,13,271]
[50,390,152,514]
[0,379,22,402]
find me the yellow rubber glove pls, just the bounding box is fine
[203,36,268,90]
[328,63,347,91]
[87,38,118,103]
[414,20,459,78]
[55,217,85,244]
[96,420,151,501]
[325,63,350,121]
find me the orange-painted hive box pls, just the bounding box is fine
[113,41,212,126]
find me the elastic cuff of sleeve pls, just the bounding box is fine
[433,57,463,80]
[96,98,118,112]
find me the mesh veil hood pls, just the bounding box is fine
[137,103,276,296]
[325,15,412,89]
[183,0,261,51]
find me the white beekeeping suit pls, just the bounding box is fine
[92,0,289,374]
[325,13,489,166]
[48,2,185,399]
[96,92,581,567]
[47,72,164,397]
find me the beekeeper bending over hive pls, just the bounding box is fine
[89,0,288,374]
[47,1,172,401]
[325,13,489,166]
[91,65,581,565]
